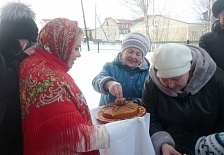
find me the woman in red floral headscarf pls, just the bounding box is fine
[19,18,109,155]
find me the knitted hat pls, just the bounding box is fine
[212,0,224,18]
[195,132,224,155]
[150,43,192,78]
[0,2,38,43]
[122,32,150,57]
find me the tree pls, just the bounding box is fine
[192,0,216,31]
[121,0,151,39]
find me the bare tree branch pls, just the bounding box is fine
[192,0,216,31]
[120,0,151,39]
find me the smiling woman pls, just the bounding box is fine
[92,32,151,106]
[67,40,82,69]
[19,18,110,155]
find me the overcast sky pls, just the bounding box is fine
[1,0,200,29]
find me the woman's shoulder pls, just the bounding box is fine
[103,61,120,70]
[200,31,215,40]
[212,67,224,81]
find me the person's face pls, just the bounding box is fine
[122,47,143,68]
[67,37,81,69]
[159,72,189,92]
[218,10,224,25]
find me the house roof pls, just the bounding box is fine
[104,17,133,24]
[115,19,133,24]
[133,15,152,21]
[134,15,201,24]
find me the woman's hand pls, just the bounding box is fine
[106,81,123,98]
[161,143,182,155]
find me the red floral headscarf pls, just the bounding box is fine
[37,18,82,64]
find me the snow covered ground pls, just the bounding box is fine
[68,43,151,109]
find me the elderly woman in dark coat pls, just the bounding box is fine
[142,43,224,155]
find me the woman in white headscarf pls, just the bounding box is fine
[142,43,224,155]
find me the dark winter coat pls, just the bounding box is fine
[0,50,27,155]
[92,52,150,106]
[199,20,224,70]
[142,45,224,155]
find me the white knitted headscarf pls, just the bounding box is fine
[150,43,192,78]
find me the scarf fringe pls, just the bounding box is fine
[24,111,97,155]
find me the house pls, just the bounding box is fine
[40,16,205,45]
[86,17,133,42]
[115,18,133,35]
[130,15,206,44]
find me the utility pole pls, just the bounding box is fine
[95,3,97,42]
[81,0,90,51]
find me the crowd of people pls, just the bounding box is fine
[0,1,224,155]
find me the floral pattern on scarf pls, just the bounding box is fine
[37,18,80,64]
[19,18,99,155]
